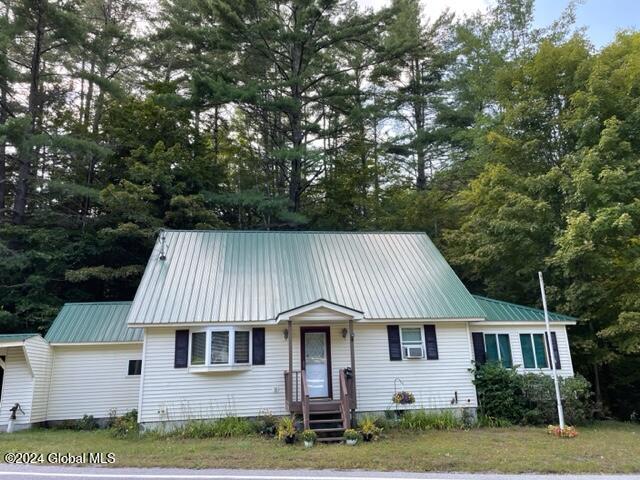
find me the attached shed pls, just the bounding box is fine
[45,302,143,421]
[0,334,52,431]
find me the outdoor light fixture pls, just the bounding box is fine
[341,328,348,339]
[283,329,289,340]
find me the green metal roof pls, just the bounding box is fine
[45,302,143,343]
[128,231,485,324]
[473,295,577,323]
[0,333,38,344]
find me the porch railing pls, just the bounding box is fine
[284,369,311,428]
[284,370,301,410]
[339,368,354,429]
[301,370,310,429]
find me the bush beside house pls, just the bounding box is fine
[474,362,594,425]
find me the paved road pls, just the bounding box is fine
[0,466,639,480]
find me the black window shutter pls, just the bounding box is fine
[472,332,486,365]
[252,327,265,365]
[174,330,189,368]
[547,332,562,370]
[424,325,439,360]
[387,325,402,361]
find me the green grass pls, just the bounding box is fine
[0,421,639,473]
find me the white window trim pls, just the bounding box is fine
[400,326,425,359]
[483,333,512,365]
[188,327,252,370]
[520,332,550,370]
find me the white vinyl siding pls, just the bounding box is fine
[46,344,142,420]
[469,324,574,377]
[24,336,53,423]
[138,321,477,423]
[0,347,34,427]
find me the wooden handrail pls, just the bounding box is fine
[339,368,350,429]
[301,369,310,429]
[284,370,303,412]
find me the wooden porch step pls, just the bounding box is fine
[313,428,345,434]
[309,418,341,425]
[316,437,343,443]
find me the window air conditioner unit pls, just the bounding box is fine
[404,346,424,359]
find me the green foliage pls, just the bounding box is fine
[110,410,139,439]
[474,363,594,425]
[301,429,317,442]
[276,416,296,441]
[473,362,527,423]
[1,0,639,422]
[253,411,278,437]
[171,417,254,439]
[398,410,466,431]
[76,415,99,431]
[359,415,383,440]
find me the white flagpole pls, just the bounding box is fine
[538,271,565,429]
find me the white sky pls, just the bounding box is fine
[357,0,489,18]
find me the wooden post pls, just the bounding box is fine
[349,318,357,416]
[288,319,293,411]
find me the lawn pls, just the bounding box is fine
[0,421,639,473]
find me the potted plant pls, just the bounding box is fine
[276,416,297,444]
[392,391,415,406]
[301,429,317,448]
[343,428,360,446]
[359,417,382,442]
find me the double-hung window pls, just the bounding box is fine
[400,327,425,359]
[190,328,251,367]
[519,333,548,369]
[483,334,512,368]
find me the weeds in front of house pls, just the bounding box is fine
[276,416,297,443]
[399,409,465,431]
[110,410,139,438]
[254,410,278,436]
[169,416,254,439]
[358,415,383,441]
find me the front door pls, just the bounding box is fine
[301,327,332,399]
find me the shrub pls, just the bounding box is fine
[76,414,99,431]
[473,362,526,423]
[521,373,594,425]
[110,409,139,438]
[399,409,464,431]
[474,363,594,426]
[254,410,278,436]
[276,416,296,441]
[359,416,383,441]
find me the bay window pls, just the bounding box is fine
[189,327,251,367]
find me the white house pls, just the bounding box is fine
[0,231,576,438]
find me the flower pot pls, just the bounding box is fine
[345,438,357,446]
[284,435,296,444]
[304,440,314,448]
